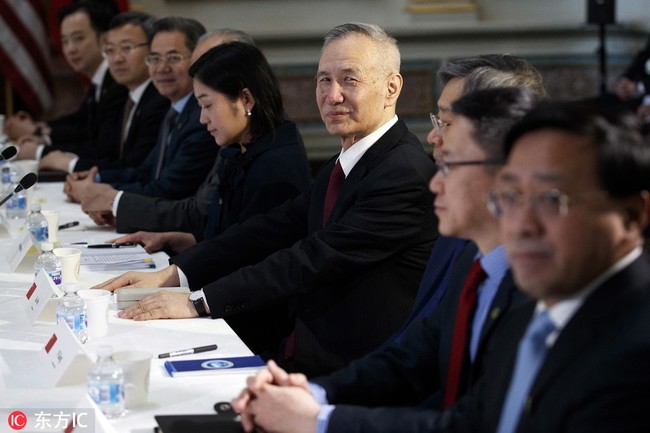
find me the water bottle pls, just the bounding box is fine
[5,171,27,219]
[56,282,88,344]
[26,203,49,245]
[87,345,125,419]
[34,242,62,288]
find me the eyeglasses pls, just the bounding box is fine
[102,42,148,58]
[430,113,450,136]
[486,189,609,218]
[145,53,189,67]
[434,156,503,176]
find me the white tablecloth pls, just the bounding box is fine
[0,182,255,433]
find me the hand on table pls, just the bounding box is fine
[233,360,313,433]
[39,150,75,172]
[65,166,98,203]
[16,135,44,159]
[92,264,180,292]
[109,231,171,253]
[88,210,115,226]
[80,182,118,213]
[118,291,198,320]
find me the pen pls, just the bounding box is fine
[58,221,79,230]
[158,344,218,359]
[87,242,139,249]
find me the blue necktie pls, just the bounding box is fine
[496,310,556,433]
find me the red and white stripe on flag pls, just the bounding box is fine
[0,0,54,116]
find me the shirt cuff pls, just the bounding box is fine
[178,266,189,288]
[112,190,124,215]
[316,405,335,433]
[309,383,330,405]
[67,156,79,174]
[35,145,45,161]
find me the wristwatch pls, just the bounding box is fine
[189,290,208,317]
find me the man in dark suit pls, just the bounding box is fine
[388,54,547,344]
[231,86,537,432]
[65,17,218,204]
[73,29,256,231]
[39,12,170,173]
[95,23,436,376]
[8,1,128,162]
[236,99,650,433]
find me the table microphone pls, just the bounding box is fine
[0,145,17,161]
[0,172,38,207]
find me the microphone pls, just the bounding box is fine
[0,172,38,207]
[0,145,17,161]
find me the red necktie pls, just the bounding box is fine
[322,160,345,226]
[442,259,487,409]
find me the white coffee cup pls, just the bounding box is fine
[77,289,111,339]
[112,350,152,408]
[41,210,60,243]
[53,247,81,283]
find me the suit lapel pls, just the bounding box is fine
[529,256,650,398]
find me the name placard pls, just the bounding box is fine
[25,269,61,325]
[37,321,93,387]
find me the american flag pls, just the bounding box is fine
[0,0,54,116]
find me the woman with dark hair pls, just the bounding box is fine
[112,41,311,253]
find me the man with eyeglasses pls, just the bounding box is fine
[36,12,169,175]
[9,1,129,168]
[64,16,218,211]
[435,100,650,433]
[386,54,547,345]
[231,87,538,433]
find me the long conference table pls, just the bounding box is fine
[0,181,254,433]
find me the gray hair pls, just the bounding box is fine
[200,28,255,46]
[322,22,400,74]
[438,54,547,98]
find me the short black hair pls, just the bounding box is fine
[504,101,650,199]
[189,42,284,141]
[108,12,156,42]
[58,0,118,35]
[151,17,206,53]
[452,87,538,161]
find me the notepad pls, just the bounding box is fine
[164,355,266,377]
[80,245,155,271]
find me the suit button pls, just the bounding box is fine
[490,307,501,320]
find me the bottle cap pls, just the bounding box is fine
[40,241,53,252]
[61,283,79,294]
[30,202,41,212]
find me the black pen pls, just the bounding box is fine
[158,344,218,359]
[58,221,79,230]
[87,242,139,249]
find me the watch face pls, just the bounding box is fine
[189,291,202,301]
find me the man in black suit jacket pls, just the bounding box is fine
[96,23,436,376]
[236,100,650,433]
[39,12,170,173]
[230,86,537,432]
[65,17,217,205]
[8,2,128,162]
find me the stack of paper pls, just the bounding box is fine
[80,245,155,271]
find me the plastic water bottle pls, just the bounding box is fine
[56,282,88,344]
[34,242,62,288]
[26,203,49,245]
[5,171,27,219]
[87,346,125,418]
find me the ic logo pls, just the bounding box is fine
[201,359,235,369]
[8,411,27,430]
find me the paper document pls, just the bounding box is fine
[80,245,155,270]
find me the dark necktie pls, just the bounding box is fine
[119,97,134,160]
[154,108,178,179]
[442,259,487,409]
[322,159,345,226]
[496,310,556,433]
